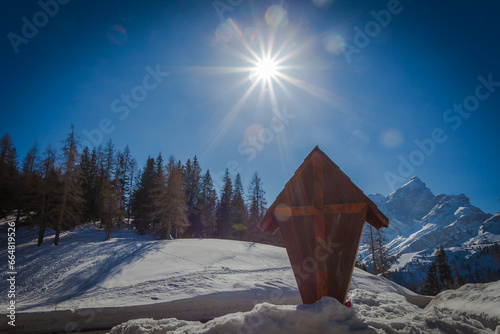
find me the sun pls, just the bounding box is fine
[252,57,278,81]
[200,8,341,160]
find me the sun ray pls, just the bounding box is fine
[174,66,255,75]
[267,79,279,111]
[201,78,261,161]
[219,45,262,67]
[274,72,340,107]
[272,74,292,97]
[276,130,294,176]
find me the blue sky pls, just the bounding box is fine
[1,0,499,214]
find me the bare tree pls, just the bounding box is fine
[375,228,391,277]
[363,224,379,274]
[54,125,84,246]
[38,145,57,246]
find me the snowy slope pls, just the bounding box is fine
[469,213,500,245]
[2,221,499,333]
[0,223,296,313]
[0,222,412,313]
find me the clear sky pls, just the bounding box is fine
[1,0,499,214]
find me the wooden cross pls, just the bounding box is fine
[274,155,368,300]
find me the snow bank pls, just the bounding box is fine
[350,288,498,333]
[110,297,376,334]
[110,280,500,334]
[349,289,421,319]
[112,286,500,334]
[426,280,500,331]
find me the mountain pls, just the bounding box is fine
[361,177,500,292]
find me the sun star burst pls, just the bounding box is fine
[252,57,278,81]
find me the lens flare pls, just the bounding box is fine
[324,33,345,55]
[311,0,336,8]
[107,25,127,45]
[215,19,241,42]
[265,5,288,28]
[381,129,404,148]
[244,27,257,46]
[274,204,291,221]
[244,123,264,137]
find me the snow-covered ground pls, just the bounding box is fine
[1,221,499,333]
[1,223,300,313]
[112,283,500,334]
[0,222,412,313]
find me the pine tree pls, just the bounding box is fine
[436,245,453,290]
[424,261,439,295]
[144,153,165,232]
[99,139,124,240]
[231,172,248,239]
[168,157,189,238]
[20,142,41,223]
[114,150,128,216]
[0,133,19,218]
[37,145,58,246]
[88,147,100,222]
[246,171,268,242]
[183,156,202,237]
[150,155,189,239]
[183,158,192,187]
[126,157,136,224]
[199,170,218,237]
[121,145,136,224]
[132,157,156,234]
[79,146,93,222]
[149,154,168,238]
[102,146,133,238]
[54,125,85,245]
[247,172,267,223]
[217,168,233,239]
[94,145,106,226]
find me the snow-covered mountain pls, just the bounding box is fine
[363,176,500,290]
[369,176,494,256]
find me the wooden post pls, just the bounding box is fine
[258,146,389,305]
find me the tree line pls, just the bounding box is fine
[0,127,273,245]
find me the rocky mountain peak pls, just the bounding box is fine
[367,176,494,256]
[383,176,436,222]
[399,176,428,193]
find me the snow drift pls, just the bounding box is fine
[111,297,375,334]
[111,283,500,334]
